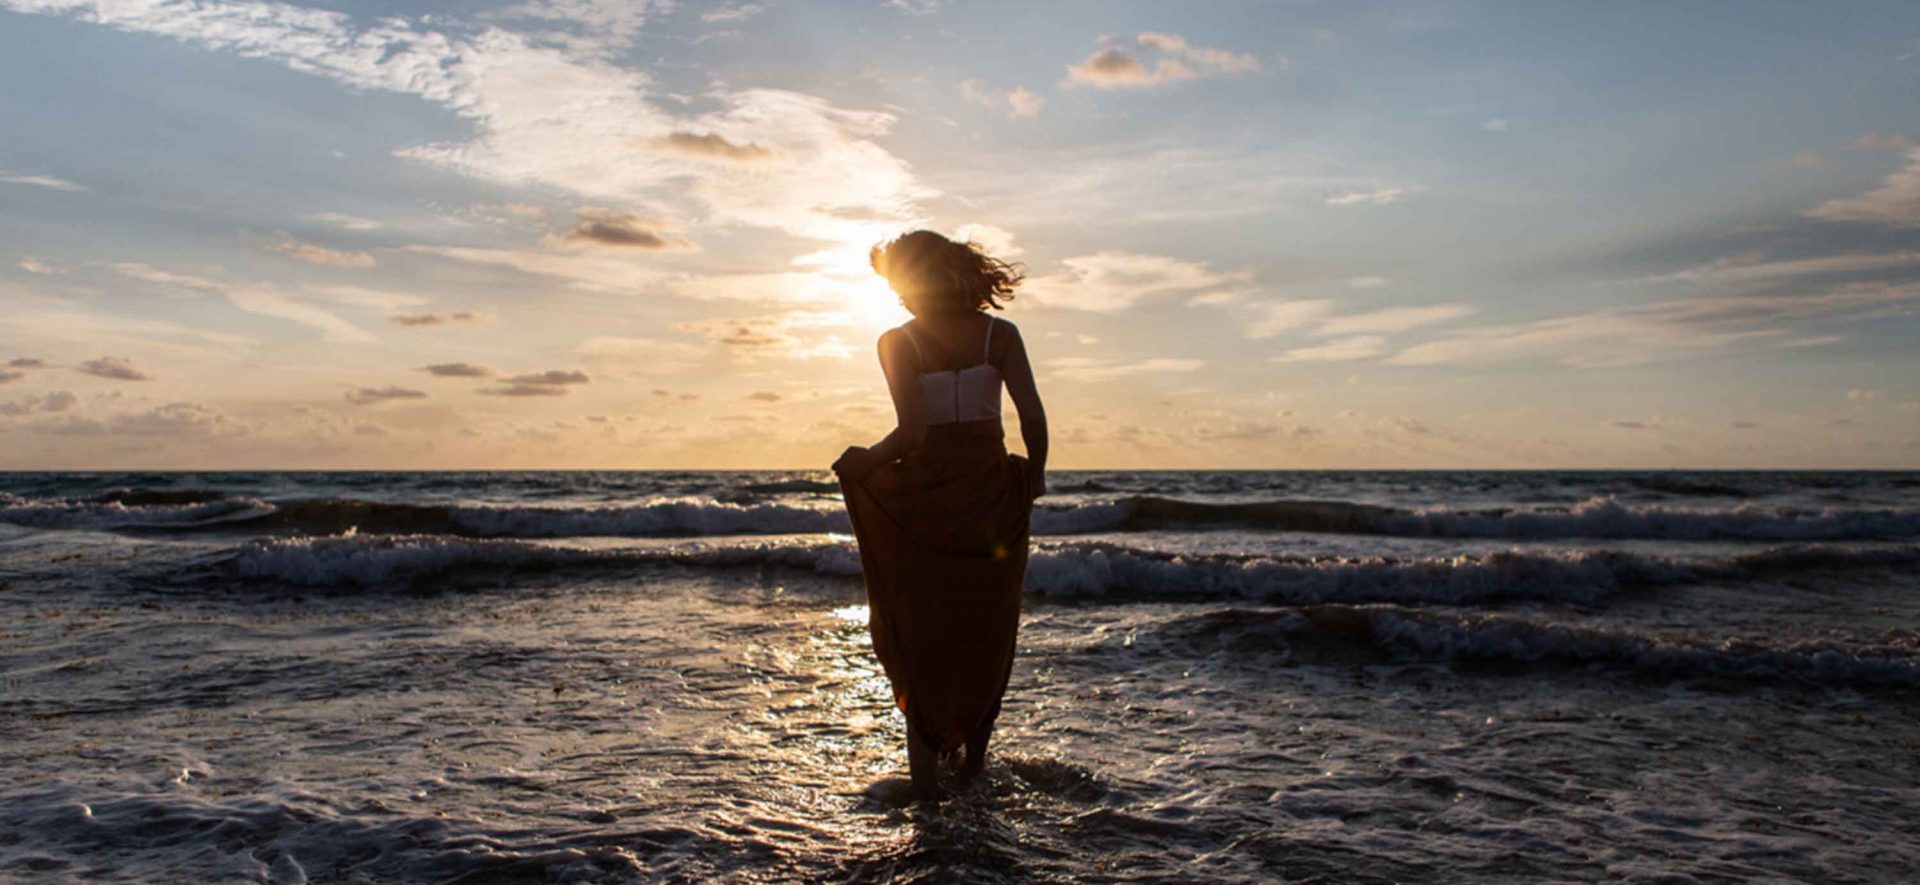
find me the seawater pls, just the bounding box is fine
[2,471,1918,882]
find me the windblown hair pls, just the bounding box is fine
[870,230,1025,315]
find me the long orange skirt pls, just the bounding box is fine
[839,421,1033,753]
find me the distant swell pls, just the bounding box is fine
[228,534,1920,604]
[1140,606,1920,689]
[8,490,1920,542]
[1102,495,1920,540]
[0,491,273,529]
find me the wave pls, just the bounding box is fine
[228,533,1920,603]
[1099,495,1920,540]
[0,787,699,883]
[0,491,273,529]
[1141,606,1920,689]
[8,488,1920,542]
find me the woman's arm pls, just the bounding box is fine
[832,329,928,479]
[999,323,1049,499]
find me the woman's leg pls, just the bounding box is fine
[906,720,942,800]
[960,720,991,784]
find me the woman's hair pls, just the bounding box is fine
[870,229,1024,315]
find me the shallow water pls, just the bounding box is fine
[2,471,1918,882]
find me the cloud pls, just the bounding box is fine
[1791,152,1827,168]
[1346,275,1390,289]
[309,211,381,230]
[1272,335,1387,363]
[9,358,48,368]
[390,311,490,327]
[0,171,87,192]
[114,263,375,343]
[1049,357,1203,381]
[1804,148,1920,227]
[1846,388,1880,400]
[1647,251,1920,287]
[1849,134,1915,152]
[959,80,1046,119]
[952,223,1023,258]
[1066,48,1193,89]
[481,384,570,397]
[1608,419,1660,430]
[652,131,778,162]
[77,356,151,381]
[6,0,927,244]
[746,391,782,402]
[421,362,496,377]
[1388,280,1920,368]
[17,257,60,274]
[0,371,20,385]
[1484,119,1509,132]
[558,207,697,250]
[1246,300,1335,338]
[504,369,591,386]
[32,402,239,437]
[344,386,428,405]
[702,3,765,23]
[678,316,852,360]
[269,239,377,267]
[0,391,78,416]
[1326,187,1405,207]
[1026,252,1250,311]
[1067,32,1259,89]
[1314,304,1472,336]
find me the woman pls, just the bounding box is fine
[832,229,1048,802]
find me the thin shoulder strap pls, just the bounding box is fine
[982,316,995,363]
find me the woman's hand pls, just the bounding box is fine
[1026,467,1047,501]
[832,445,874,480]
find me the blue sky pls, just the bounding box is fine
[2,0,1918,468]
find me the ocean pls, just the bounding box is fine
[2,470,1917,882]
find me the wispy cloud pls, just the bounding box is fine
[1314,305,1472,336]
[0,171,88,192]
[1849,133,1915,152]
[1026,252,1249,311]
[114,263,376,343]
[17,257,61,275]
[1389,280,1920,368]
[309,211,381,230]
[4,0,926,244]
[1050,357,1203,381]
[1273,335,1387,363]
[269,238,377,267]
[1804,148,1920,227]
[1325,187,1405,207]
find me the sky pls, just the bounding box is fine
[2,0,1919,470]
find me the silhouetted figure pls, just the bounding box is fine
[833,230,1049,802]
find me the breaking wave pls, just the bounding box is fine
[8,489,1920,542]
[227,534,1920,604]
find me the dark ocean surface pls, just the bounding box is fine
[3,470,1917,882]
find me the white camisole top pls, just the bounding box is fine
[904,317,1003,425]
